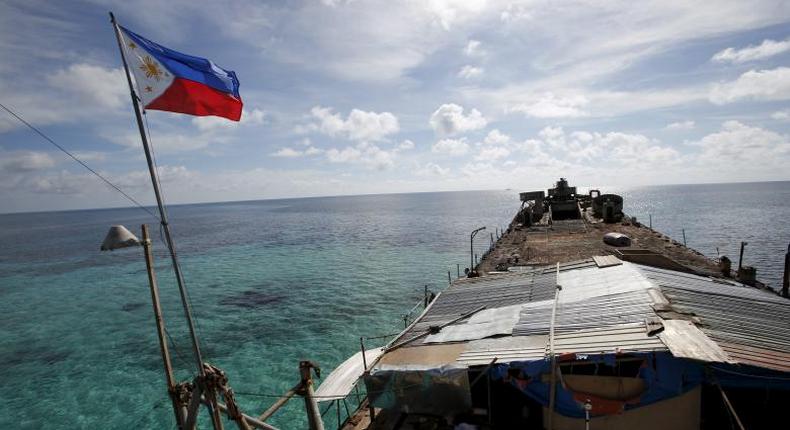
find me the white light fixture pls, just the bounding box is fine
[100,225,140,251]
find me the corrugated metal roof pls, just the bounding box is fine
[513,263,657,336]
[553,323,666,355]
[456,323,667,366]
[457,335,548,366]
[393,268,560,345]
[637,265,790,372]
[381,260,790,373]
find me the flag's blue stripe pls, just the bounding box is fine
[121,26,240,99]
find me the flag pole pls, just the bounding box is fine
[109,12,206,378]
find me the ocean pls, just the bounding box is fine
[1,182,788,429]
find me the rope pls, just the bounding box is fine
[0,101,160,221]
[164,326,193,369]
[141,106,210,362]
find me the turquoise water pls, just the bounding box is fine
[1,184,788,429]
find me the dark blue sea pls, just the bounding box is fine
[1,182,788,429]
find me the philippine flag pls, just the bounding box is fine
[119,26,242,121]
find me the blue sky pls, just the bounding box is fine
[1,0,789,213]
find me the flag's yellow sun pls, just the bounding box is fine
[139,56,163,81]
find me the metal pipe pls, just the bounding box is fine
[783,243,789,298]
[206,389,226,430]
[184,383,204,430]
[738,241,747,272]
[584,399,592,430]
[469,358,498,387]
[470,226,486,271]
[682,229,687,246]
[257,384,300,422]
[141,224,183,428]
[300,362,325,430]
[336,399,341,429]
[548,262,562,430]
[204,398,281,430]
[359,337,367,370]
[457,264,460,278]
[386,305,486,351]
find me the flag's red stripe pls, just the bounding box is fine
[145,78,242,121]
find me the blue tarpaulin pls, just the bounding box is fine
[489,352,704,418]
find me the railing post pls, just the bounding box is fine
[299,361,324,430]
[141,224,184,428]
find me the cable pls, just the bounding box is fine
[0,101,160,221]
[164,326,193,370]
[710,365,790,382]
[234,382,429,400]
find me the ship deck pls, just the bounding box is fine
[477,210,721,276]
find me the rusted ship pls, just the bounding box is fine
[312,178,790,430]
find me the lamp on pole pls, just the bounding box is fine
[470,226,486,271]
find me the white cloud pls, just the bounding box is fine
[304,146,323,155]
[0,63,129,132]
[0,151,56,173]
[712,38,790,64]
[771,110,790,121]
[396,140,415,151]
[47,64,127,111]
[326,142,396,170]
[272,147,303,158]
[538,126,565,147]
[690,121,789,164]
[272,145,323,157]
[108,130,222,153]
[476,146,510,161]
[536,125,679,164]
[418,162,450,176]
[500,2,531,23]
[432,138,470,156]
[308,106,400,142]
[508,92,588,118]
[193,108,266,131]
[425,0,488,30]
[709,67,790,104]
[665,120,695,130]
[483,129,511,146]
[429,103,487,136]
[464,40,483,56]
[458,65,484,79]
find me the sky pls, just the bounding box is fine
[0,0,789,213]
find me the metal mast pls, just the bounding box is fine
[109,12,206,377]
